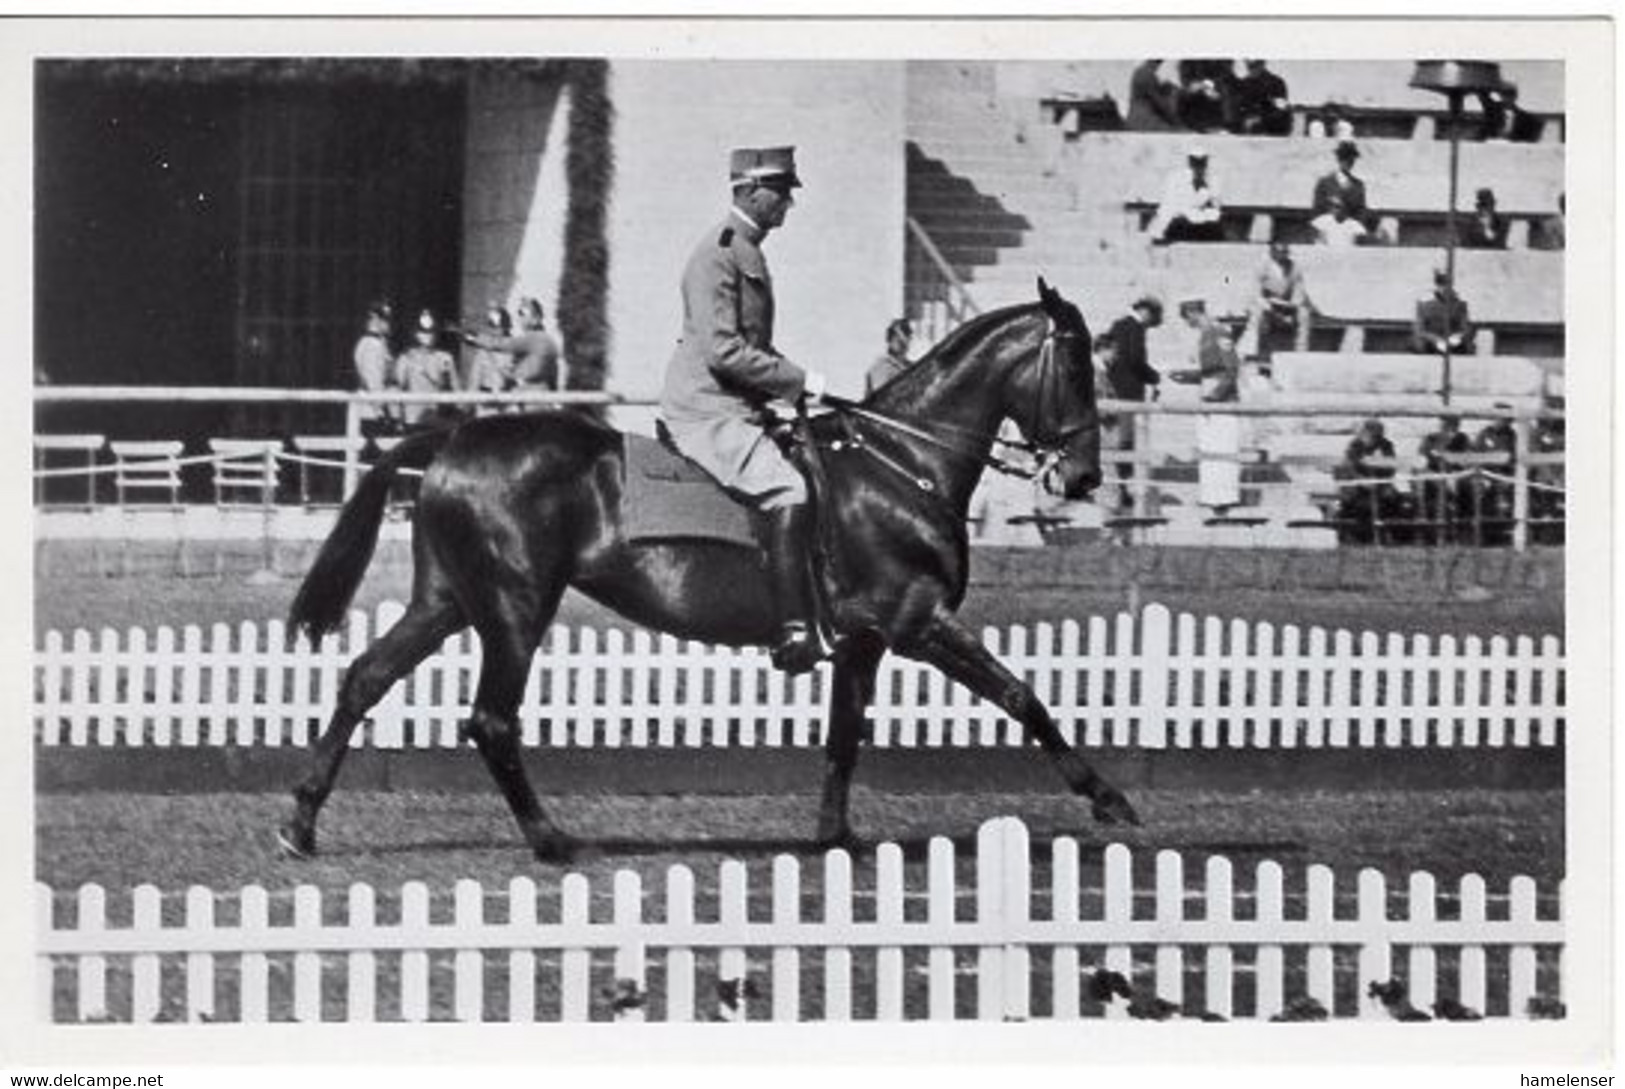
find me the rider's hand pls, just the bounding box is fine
[801,370,828,404]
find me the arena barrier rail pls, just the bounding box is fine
[33,386,1564,551]
[36,816,1564,1024]
[33,602,1564,751]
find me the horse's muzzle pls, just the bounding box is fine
[1046,458,1101,501]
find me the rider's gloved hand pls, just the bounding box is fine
[801,370,829,404]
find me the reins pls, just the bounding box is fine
[810,325,1093,493]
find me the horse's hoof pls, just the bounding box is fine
[277,824,316,860]
[1091,790,1142,827]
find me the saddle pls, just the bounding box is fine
[620,430,759,547]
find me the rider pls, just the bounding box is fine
[658,145,828,674]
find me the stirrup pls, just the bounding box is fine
[771,621,824,674]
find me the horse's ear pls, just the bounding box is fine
[1037,276,1056,306]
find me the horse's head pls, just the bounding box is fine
[1010,278,1101,500]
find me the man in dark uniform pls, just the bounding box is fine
[659,145,828,673]
[1311,140,1374,232]
[1418,414,1471,543]
[1412,267,1476,356]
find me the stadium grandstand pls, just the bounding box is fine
[33,58,1564,551]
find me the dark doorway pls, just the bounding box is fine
[35,70,466,457]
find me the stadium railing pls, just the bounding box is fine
[32,386,1563,552]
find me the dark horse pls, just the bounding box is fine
[280,279,1140,863]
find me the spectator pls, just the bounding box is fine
[395,308,460,430]
[1532,192,1566,251]
[1239,241,1312,360]
[1176,59,1235,133]
[1305,100,1356,141]
[1232,59,1292,136]
[1468,409,1518,546]
[352,299,399,437]
[1335,418,1406,542]
[1459,187,1510,250]
[1126,59,1182,132]
[1411,266,1476,356]
[1311,139,1373,231]
[1147,145,1225,243]
[1529,393,1565,545]
[1169,297,1239,403]
[1102,296,1164,511]
[864,318,914,396]
[1477,83,1543,143]
[1310,192,1369,247]
[1418,414,1471,542]
[466,303,516,413]
[463,296,564,396]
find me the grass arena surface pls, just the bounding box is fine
[39,787,1563,894]
[34,539,1563,639]
[34,539,1565,1022]
[37,788,1563,1022]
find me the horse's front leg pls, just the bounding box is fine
[816,631,887,848]
[899,611,1140,826]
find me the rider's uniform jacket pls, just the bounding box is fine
[660,210,812,428]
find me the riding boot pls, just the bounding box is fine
[763,503,824,674]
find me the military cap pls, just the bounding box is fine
[729,145,802,189]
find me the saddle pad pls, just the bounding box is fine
[622,433,758,547]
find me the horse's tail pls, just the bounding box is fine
[288,429,450,643]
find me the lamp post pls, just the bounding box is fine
[1409,61,1505,406]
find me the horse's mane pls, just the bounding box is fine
[864,302,1044,410]
[921,302,1043,364]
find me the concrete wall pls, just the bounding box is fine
[604,60,907,432]
[461,74,573,354]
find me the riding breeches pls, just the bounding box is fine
[660,414,807,510]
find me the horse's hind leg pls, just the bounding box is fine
[899,611,1141,826]
[816,631,886,849]
[460,582,578,863]
[279,597,463,858]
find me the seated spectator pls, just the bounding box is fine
[1411,267,1476,356]
[1126,59,1182,132]
[1468,409,1518,546]
[1311,139,1374,231]
[1305,100,1356,141]
[1146,145,1226,243]
[1335,418,1408,542]
[1418,414,1471,542]
[1311,193,1369,247]
[1477,83,1543,143]
[1532,192,1566,251]
[1176,59,1236,133]
[1459,187,1510,250]
[396,308,461,430]
[1529,393,1565,544]
[1240,241,1313,360]
[1232,59,1292,136]
[864,318,914,396]
[1167,297,1239,403]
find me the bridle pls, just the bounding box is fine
[816,318,1097,492]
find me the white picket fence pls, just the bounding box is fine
[33,602,1565,750]
[36,818,1563,1024]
